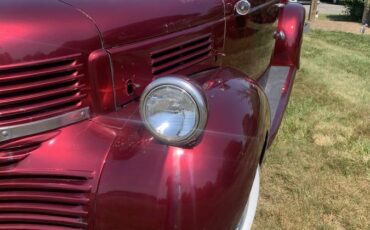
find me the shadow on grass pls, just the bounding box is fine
[324,14,357,22]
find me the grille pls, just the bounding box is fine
[0,54,87,127]
[0,170,93,229]
[151,34,213,77]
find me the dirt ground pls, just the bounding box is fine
[303,2,370,35]
[304,3,345,15]
[310,20,370,35]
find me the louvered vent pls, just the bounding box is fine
[0,54,86,127]
[151,34,213,76]
[0,170,93,229]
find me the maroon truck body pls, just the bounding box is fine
[0,0,304,229]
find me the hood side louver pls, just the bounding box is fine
[0,54,87,127]
[0,170,93,229]
[151,34,213,77]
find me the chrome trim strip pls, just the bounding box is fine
[0,107,90,143]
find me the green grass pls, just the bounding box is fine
[318,14,354,22]
[253,30,370,229]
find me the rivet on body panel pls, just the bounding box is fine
[1,131,9,137]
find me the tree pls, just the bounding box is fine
[363,0,370,24]
[308,0,319,21]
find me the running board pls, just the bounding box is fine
[258,66,296,146]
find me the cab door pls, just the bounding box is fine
[223,0,280,79]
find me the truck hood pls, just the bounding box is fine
[59,0,225,48]
[0,0,102,66]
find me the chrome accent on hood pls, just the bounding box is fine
[0,107,90,143]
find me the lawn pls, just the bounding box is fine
[253,30,370,229]
[318,14,354,22]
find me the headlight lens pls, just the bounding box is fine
[145,86,198,138]
[140,77,207,146]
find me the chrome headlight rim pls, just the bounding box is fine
[140,76,208,147]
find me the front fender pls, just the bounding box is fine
[94,68,270,230]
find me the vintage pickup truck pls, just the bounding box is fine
[0,0,304,229]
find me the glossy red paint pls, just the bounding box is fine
[0,121,116,229]
[0,0,305,229]
[0,0,111,118]
[267,3,305,146]
[87,49,116,112]
[108,20,225,107]
[60,0,225,48]
[93,69,270,229]
[271,3,306,67]
[223,0,280,79]
[0,0,101,66]
[0,130,60,164]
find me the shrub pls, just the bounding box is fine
[343,0,365,21]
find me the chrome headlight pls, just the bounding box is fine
[140,77,208,146]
